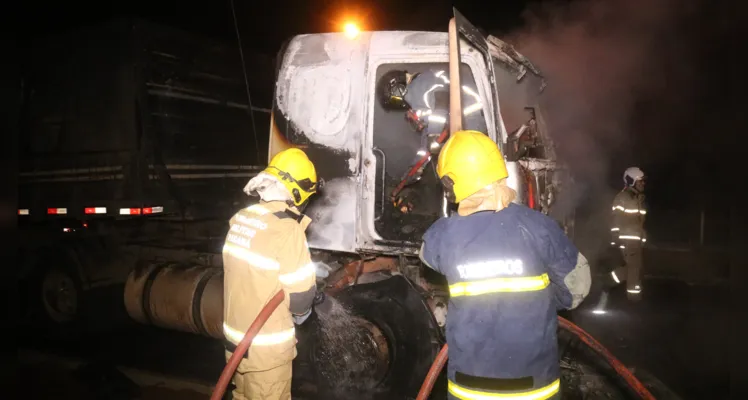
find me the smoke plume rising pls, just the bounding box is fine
[501,0,725,258]
[510,0,699,192]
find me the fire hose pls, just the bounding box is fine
[212,291,655,400]
[416,316,656,400]
[210,290,285,400]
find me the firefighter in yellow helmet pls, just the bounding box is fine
[222,148,330,400]
[419,131,590,400]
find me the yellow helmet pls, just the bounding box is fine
[264,148,319,206]
[436,130,508,203]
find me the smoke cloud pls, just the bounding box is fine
[499,0,723,258]
[508,0,700,192]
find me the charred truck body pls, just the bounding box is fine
[17,12,675,400]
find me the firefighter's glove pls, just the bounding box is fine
[313,291,333,315]
[292,308,312,325]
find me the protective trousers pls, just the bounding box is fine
[226,351,292,400]
[610,246,643,301]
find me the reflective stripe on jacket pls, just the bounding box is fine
[222,201,316,371]
[420,203,589,399]
[610,188,647,247]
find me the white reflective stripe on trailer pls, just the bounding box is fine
[119,208,142,215]
[84,207,107,214]
[47,208,67,215]
[18,209,29,215]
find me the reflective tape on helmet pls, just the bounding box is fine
[448,378,560,400]
[279,262,316,285]
[223,243,280,270]
[449,273,550,297]
[223,323,295,346]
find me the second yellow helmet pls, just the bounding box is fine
[436,130,508,203]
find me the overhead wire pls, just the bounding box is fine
[229,0,262,164]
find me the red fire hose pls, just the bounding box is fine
[210,290,286,400]
[416,342,449,400]
[556,316,655,400]
[416,316,656,400]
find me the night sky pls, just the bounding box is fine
[13,0,533,46]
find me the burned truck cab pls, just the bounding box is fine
[269,26,575,397]
[270,28,565,258]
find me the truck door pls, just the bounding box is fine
[270,34,367,254]
[452,8,509,145]
[356,26,504,256]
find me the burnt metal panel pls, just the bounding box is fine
[270,33,369,253]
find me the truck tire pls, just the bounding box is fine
[297,274,443,400]
[27,253,86,334]
[40,266,82,324]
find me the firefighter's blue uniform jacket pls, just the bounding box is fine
[421,203,579,400]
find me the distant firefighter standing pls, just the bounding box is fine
[607,167,648,301]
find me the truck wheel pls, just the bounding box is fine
[307,274,444,399]
[26,253,86,335]
[40,267,81,324]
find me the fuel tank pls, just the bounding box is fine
[124,262,223,339]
